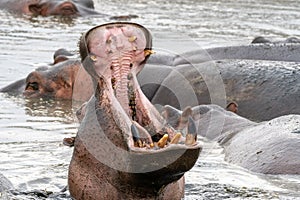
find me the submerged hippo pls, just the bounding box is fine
[181,104,300,174]
[0,0,100,16]
[68,22,201,199]
[0,59,81,99]
[139,41,300,121]
[0,48,93,101]
[2,40,300,122]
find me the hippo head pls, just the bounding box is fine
[68,22,201,199]
[26,0,96,16]
[23,60,80,99]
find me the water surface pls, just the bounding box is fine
[0,0,300,199]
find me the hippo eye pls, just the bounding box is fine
[60,5,77,15]
[26,82,39,91]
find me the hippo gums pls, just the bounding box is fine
[0,0,100,16]
[68,23,201,199]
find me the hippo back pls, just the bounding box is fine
[0,173,13,192]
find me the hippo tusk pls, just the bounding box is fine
[185,117,198,146]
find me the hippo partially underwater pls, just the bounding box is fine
[0,0,101,16]
[67,22,201,199]
[66,23,300,200]
[1,37,299,121]
[1,23,300,197]
[0,0,139,19]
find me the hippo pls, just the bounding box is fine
[0,59,81,99]
[2,41,300,121]
[138,41,300,121]
[0,0,101,16]
[0,47,77,95]
[251,36,300,44]
[0,48,93,101]
[184,104,300,174]
[67,22,201,200]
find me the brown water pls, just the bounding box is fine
[0,0,300,199]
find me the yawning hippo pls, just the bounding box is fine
[68,23,201,199]
[0,0,101,16]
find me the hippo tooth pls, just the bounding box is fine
[90,55,97,62]
[106,37,112,44]
[185,117,197,146]
[131,121,154,148]
[128,36,137,42]
[144,49,155,57]
[131,123,143,147]
[157,134,169,148]
[170,132,182,144]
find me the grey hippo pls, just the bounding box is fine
[68,22,201,199]
[0,0,102,16]
[139,39,300,121]
[1,38,300,121]
[188,104,300,174]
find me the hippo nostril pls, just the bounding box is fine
[26,82,39,91]
[28,4,42,15]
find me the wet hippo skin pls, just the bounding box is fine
[188,104,300,174]
[140,42,300,122]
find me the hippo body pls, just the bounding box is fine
[191,104,300,174]
[1,42,299,121]
[0,0,100,16]
[141,43,300,121]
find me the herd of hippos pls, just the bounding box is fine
[0,0,300,199]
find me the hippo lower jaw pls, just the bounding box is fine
[68,23,201,199]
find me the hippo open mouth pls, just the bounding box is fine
[69,22,201,198]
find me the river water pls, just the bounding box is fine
[0,0,300,199]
